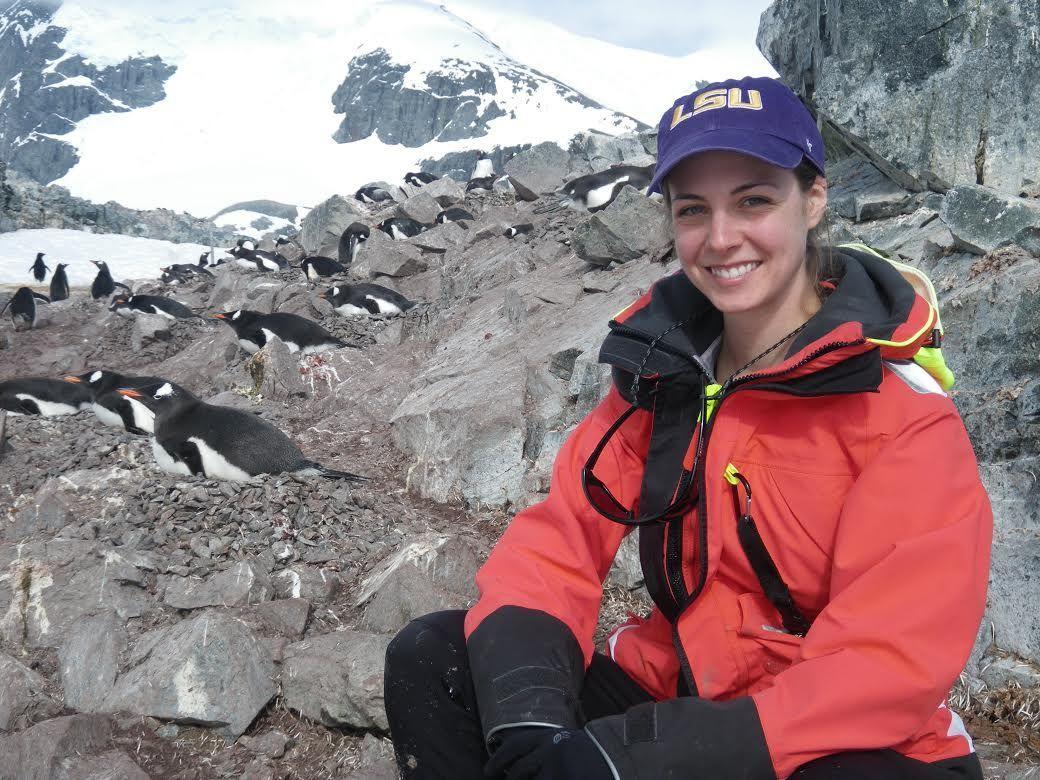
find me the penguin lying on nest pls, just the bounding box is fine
[0,377,92,416]
[65,369,164,434]
[119,381,367,482]
[212,309,352,355]
[320,283,415,317]
[110,294,199,320]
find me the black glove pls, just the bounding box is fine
[484,727,613,780]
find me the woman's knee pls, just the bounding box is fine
[385,609,469,680]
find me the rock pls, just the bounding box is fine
[351,229,428,279]
[281,630,390,730]
[251,598,310,639]
[979,761,1040,780]
[53,750,150,780]
[604,533,643,590]
[396,191,441,225]
[569,131,654,172]
[271,565,340,605]
[343,734,397,780]
[130,313,172,351]
[825,156,918,222]
[239,730,292,759]
[356,534,483,633]
[758,1,1040,195]
[59,611,126,713]
[0,714,113,780]
[245,338,307,400]
[0,652,61,731]
[103,612,276,739]
[572,186,669,265]
[940,185,1040,255]
[298,194,365,256]
[419,176,466,206]
[978,654,1040,690]
[503,141,571,194]
[163,559,273,609]
[0,539,152,651]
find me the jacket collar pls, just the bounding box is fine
[600,246,937,392]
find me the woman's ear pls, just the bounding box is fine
[805,176,828,229]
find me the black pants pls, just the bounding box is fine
[384,610,984,780]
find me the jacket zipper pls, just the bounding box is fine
[667,338,865,695]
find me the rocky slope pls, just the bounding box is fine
[1,127,1039,776]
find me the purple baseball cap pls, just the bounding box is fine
[648,76,825,195]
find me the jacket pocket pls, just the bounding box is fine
[735,591,804,692]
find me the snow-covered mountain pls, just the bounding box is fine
[0,0,773,216]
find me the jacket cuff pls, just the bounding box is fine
[585,695,775,780]
[467,606,584,747]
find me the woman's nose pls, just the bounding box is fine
[707,212,741,253]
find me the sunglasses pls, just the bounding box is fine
[581,384,712,527]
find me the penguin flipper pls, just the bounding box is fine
[114,283,133,293]
[177,440,205,476]
[32,293,50,303]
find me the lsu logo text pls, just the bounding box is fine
[670,88,763,130]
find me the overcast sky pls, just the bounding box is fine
[479,1,776,55]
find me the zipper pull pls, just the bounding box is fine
[703,382,723,422]
[724,463,752,520]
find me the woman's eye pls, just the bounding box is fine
[677,205,706,217]
[742,196,769,207]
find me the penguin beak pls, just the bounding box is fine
[117,388,143,399]
[211,313,226,319]
[318,292,327,299]
[63,376,82,383]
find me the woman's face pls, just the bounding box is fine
[668,150,827,322]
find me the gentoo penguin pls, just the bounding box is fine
[212,309,350,355]
[161,263,213,284]
[109,294,198,320]
[29,252,49,282]
[504,223,534,239]
[404,171,438,187]
[471,152,494,180]
[376,217,428,241]
[465,176,496,194]
[1,287,49,329]
[0,378,92,416]
[49,263,70,301]
[435,207,475,224]
[90,261,130,300]
[65,369,162,434]
[559,164,655,212]
[199,251,211,267]
[320,283,415,317]
[355,184,395,204]
[226,241,288,272]
[300,256,347,282]
[338,222,370,266]
[119,381,367,481]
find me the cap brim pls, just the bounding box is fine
[648,128,807,195]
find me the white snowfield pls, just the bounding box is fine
[0,229,216,287]
[4,0,773,217]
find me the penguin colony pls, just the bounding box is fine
[2,157,650,482]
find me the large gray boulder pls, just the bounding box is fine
[420,176,466,206]
[0,652,61,731]
[395,191,441,225]
[282,630,391,730]
[163,559,273,609]
[58,611,126,714]
[0,715,115,780]
[103,612,276,739]
[758,1,1040,195]
[503,141,572,194]
[356,533,484,633]
[572,186,669,266]
[298,194,365,256]
[940,185,1040,255]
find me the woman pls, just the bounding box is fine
[384,77,992,780]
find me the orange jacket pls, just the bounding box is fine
[465,248,992,779]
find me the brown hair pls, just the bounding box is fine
[662,156,835,300]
